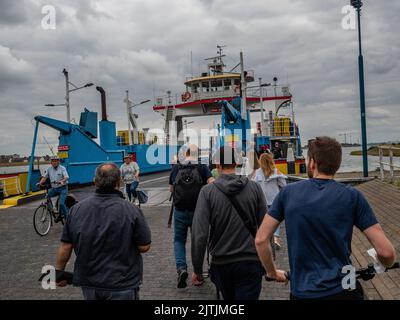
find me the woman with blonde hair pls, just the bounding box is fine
[252,151,287,249]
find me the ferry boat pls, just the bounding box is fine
[153,47,306,175]
[5,47,305,200]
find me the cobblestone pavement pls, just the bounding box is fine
[0,180,289,300]
[0,177,398,300]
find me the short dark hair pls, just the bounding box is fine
[213,146,241,169]
[307,136,342,175]
[94,162,121,189]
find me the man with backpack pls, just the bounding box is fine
[169,144,214,288]
[191,146,268,300]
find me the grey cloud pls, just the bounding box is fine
[0,0,37,25]
[0,0,399,155]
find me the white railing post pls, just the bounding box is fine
[389,148,394,183]
[379,147,384,181]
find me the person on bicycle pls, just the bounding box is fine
[120,154,140,204]
[255,136,396,300]
[39,156,69,222]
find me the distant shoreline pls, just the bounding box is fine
[350,145,400,157]
[0,161,50,168]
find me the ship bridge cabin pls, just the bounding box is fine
[182,71,254,103]
[180,53,254,103]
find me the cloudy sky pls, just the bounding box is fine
[0,0,399,156]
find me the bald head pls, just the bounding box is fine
[185,144,199,160]
[94,162,121,190]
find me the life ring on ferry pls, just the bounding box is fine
[181,91,191,102]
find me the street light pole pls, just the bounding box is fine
[259,77,265,135]
[126,90,133,145]
[47,70,93,122]
[63,68,70,123]
[351,0,368,177]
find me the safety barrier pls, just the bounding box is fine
[378,146,400,183]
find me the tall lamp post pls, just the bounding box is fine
[351,0,368,177]
[125,90,150,145]
[246,81,271,135]
[45,69,93,123]
[184,119,194,143]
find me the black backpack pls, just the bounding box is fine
[173,164,203,211]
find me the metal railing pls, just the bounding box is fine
[378,146,400,182]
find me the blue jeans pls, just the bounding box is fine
[210,260,263,300]
[268,205,280,237]
[173,209,193,271]
[47,185,68,218]
[125,181,139,201]
[81,287,139,300]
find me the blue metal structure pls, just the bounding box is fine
[26,113,124,193]
[26,87,175,193]
[218,97,251,153]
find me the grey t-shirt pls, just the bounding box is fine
[120,162,140,184]
[44,165,69,188]
[61,189,151,290]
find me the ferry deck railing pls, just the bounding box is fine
[378,146,400,183]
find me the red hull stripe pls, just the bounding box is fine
[153,96,292,111]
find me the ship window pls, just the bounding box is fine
[211,80,223,92]
[192,83,200,93]
[202,81,210,92]
[224,79,232,86]
[224,79,232,90]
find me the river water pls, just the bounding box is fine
[1,147,399,175]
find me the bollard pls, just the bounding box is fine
[379,147,384,181]
[389,148,394,183]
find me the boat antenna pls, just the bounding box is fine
[217,45,226,60]
[190,51,193,77]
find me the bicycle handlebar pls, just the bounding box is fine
[356,262,399,281]
[266,262,399,283]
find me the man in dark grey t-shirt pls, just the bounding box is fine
[55,163,151,300]
[191,146,267,300]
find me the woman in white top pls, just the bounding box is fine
[252,151,287,249]
[120,155,140,203]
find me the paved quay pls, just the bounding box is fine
[0,175,398,300]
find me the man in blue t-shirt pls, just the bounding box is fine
[255,136,396,300]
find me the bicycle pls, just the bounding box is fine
[265,260,400,298]
[268,261,400,282]
[33,182,65,236]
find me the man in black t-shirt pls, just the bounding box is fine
[55,163,151,300]
[169,144,214,289]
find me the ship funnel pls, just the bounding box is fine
[96,86,107,121]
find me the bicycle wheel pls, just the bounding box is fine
[33,204,52,236]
